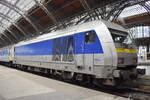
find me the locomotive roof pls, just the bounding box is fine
[15,20,128,46]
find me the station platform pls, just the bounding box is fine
[0,65,128,100]
[137,75,150,91]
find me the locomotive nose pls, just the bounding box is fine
[116,44,137,67]
[117,51,137,65]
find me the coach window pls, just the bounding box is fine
[85,31,95,43]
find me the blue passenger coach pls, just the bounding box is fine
[0,48,10,62]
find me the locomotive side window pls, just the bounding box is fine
[85,31,95,43]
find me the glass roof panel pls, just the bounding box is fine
[0,27,5,33]
[2,20,11,27]
[0,0,42,36]
[0,4,10,15]
[146,0,150,6]
[0,0,149,36]
[16,0,36,11]
[7,10,21,21]
[6,0,18,5]
[0,0,42,35]
[119,1,150,18]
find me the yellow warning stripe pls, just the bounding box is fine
[116,48,137,53]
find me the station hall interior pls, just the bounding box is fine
[0,0,149,100]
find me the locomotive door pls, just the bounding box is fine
[83,31,94,69]
[75,31,94,70]
[75,32,84,67]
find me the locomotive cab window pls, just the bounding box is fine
[85,31,95,43]
[109,28,133,44]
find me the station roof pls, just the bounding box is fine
[0,0,149,47]
[115,12,150,28]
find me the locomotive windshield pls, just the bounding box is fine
[109,29,133,44]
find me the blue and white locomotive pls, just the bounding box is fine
[0,20,137,86]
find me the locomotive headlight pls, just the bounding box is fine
[133,58,137,63]
[118,58,124,64]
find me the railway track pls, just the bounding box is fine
[113,88,150,100]
[2,64,150,100]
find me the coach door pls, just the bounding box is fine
[83,31,95,70]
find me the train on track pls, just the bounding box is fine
[0,20,138,86]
